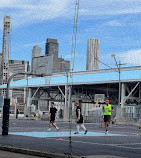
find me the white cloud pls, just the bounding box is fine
[99,49,141,68]
[0,0,141,28]
[117,49,141,65]
[104,20,124,27]
[80,0,141,16]
[0,0,74,27]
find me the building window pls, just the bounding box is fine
[10,60,14,64]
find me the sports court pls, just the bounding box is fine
[0,119,140,158]
[9,131,125,137]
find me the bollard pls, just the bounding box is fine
[2,98,10,135]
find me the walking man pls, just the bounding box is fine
[74,100,87,134]
[47,102,59,132]
[103,100,114,134]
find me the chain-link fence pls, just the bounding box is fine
[124,105,141,122]
[84,105,117,123]
[84,105,141,125]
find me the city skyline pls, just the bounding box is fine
[0,0,141,71]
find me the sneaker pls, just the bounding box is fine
[57,128,59,132]
[105,131,108,134]
[47,128,51,132]
[84,130,88,134]
[74,132,79,134]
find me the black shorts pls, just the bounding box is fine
[50,118,55,123]
[104,115,111,123]
[76,115,84,124]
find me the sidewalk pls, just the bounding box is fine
[0,149,125,158]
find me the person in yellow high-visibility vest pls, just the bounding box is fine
[103,100,114,134]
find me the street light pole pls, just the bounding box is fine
[2,72,43,135]
[94,58,113,70]
[95,56,121,106]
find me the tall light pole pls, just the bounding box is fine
[95,57,121,106]
[2,72,43,135]
[111,54,121,107]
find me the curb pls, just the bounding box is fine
[0,145,81,158]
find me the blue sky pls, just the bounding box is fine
[1,0,141,72]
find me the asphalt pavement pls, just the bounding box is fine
[0,118,141,158]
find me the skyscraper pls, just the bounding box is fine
[45,38,58,57]
[32,45,41,59]
[86,38,99,70]
[0,53,2,72]
[31,45,41,70]
[1,16,11,84]
[0,16,11,96]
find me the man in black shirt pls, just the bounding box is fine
[47,102,59,132]
[74,100,87,134]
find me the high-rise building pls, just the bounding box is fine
[9,60,30,111]
[45,38,58,57]
[32,55,53,75]
[32,45,41,59]
[86,38,99,70]
[53,57,70,73]
[31,45,41,70]
[32,38,70,74]
[0,53,2,73]
[9,60,30,81]
[32,54,70,74]
[0,16,11,96]
[1,16,11,84]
